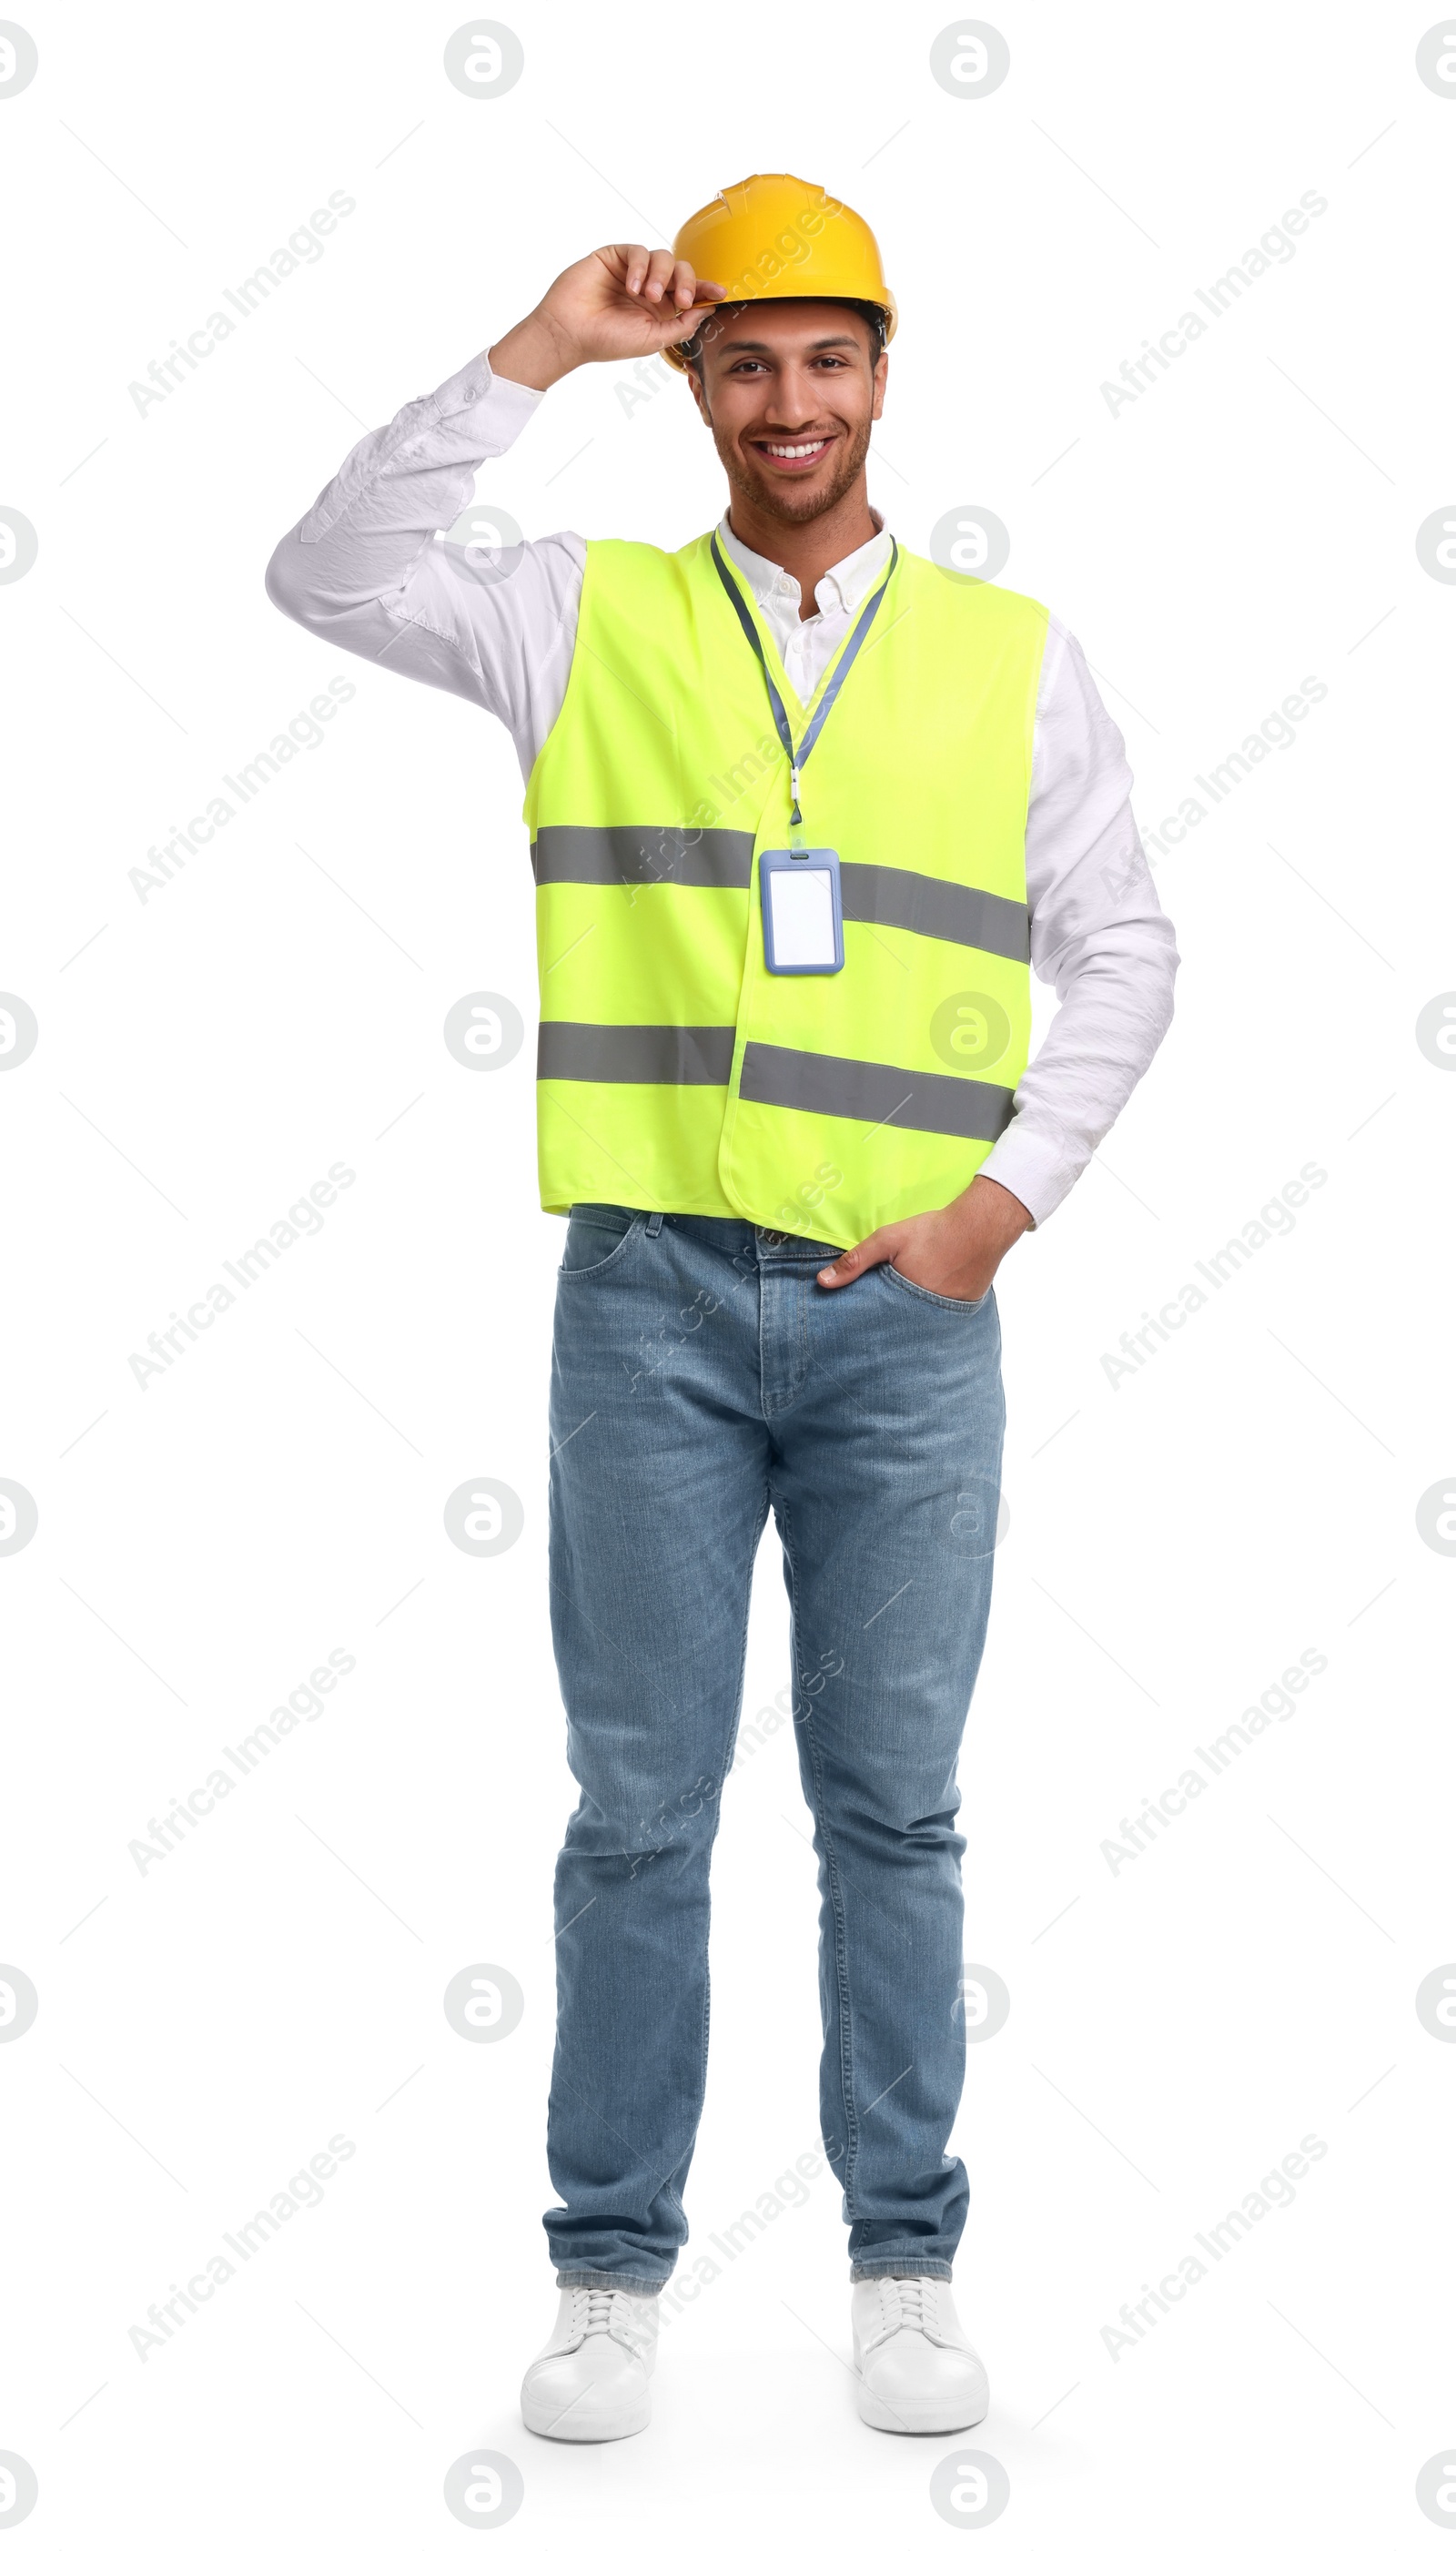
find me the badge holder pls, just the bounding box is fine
[759,845,844,976]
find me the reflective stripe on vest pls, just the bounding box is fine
[531,826,756,890]
[523,533,1047,1246]
[537,1022,736,1085]
[531,829,1028,960]
[739,1044,1017,1141]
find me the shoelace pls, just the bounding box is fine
[873,2277,944,2345]
[568,2289,652,2359]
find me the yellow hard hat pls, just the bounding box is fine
[659,172,897,372]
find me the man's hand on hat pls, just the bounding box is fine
[490,247,725,391]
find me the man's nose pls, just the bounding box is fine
[760,380,826,428]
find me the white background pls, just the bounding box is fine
[3,1,1454,2541]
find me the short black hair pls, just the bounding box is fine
[682,296,887,380]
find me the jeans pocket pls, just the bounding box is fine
[879,1262,992,1312]
[559,1204,642,1280]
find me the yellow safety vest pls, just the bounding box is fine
[523,532,1047,1248]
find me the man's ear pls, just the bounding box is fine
[871,349,888,424]
[684,365,713,429]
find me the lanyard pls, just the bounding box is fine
[710,531,898,825]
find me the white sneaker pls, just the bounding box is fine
[851,2276,989,2433]
[520,2287,658,2441]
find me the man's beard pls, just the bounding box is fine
[715,412,875,526]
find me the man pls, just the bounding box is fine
[267,172,1178,2442]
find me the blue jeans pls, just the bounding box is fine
[544,1205,1006,2293]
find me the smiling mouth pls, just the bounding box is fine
[751,436,835,471]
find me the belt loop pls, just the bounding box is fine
[645,1211,664,1236]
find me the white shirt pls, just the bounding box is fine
[716,512,896,705]
[266,352,1178,1224]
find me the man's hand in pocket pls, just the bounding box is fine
[816,1175,1034,1301]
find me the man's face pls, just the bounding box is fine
[685,300,887,525]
